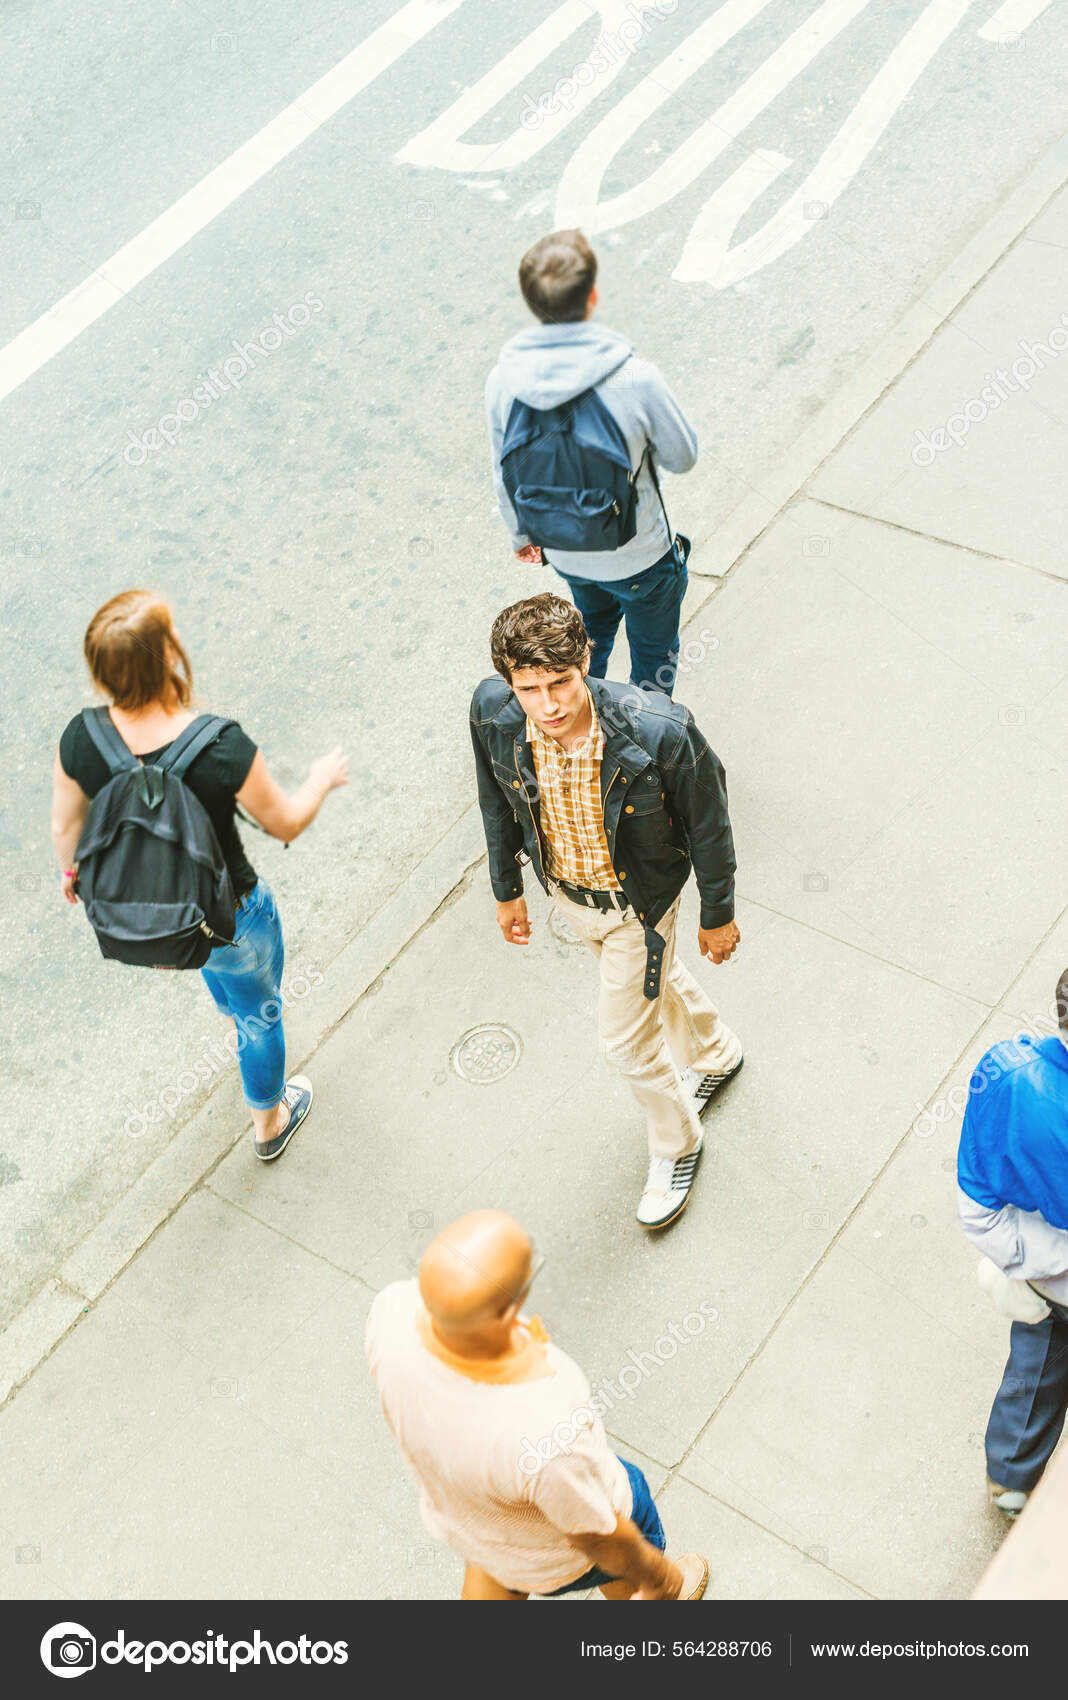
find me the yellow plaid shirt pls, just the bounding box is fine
[528,691,621,892]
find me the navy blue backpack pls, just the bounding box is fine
[500,387,658,553]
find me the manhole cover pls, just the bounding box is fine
[549,909,582,947]
[450,1023,522,1084]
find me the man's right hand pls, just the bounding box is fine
[496,897,531,945]
[514,544,543,565]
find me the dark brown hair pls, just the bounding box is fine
[518,229,597,323]
[490,593,590,683]
[84,590,194,711]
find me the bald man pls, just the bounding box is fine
[366,1210,708,1600]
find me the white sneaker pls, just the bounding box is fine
[681,1055,744,1121]
[636,1136,703,1229]
[987,1477,1030,1518]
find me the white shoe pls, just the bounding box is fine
[681,1055,744,1120]
[636,1136,703,1229]
[987,1477,1030,1518]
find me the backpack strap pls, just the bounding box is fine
[642,451,673,544]
[157,714,234,779]
[623,444,673,549]
[81,707,140,775]
[161,716,271,838]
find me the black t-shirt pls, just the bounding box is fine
[60,712,260,898]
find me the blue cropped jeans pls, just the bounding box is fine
[200,878,286,1110]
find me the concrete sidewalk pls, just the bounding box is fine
[3,180,1068,1603]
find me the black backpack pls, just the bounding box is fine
[74,709,239,970]
[500,387,661,553]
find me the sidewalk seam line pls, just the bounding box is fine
[664,1464,878,1599]
[199,1185,386,1297]
[805,497,1068,586]
[738,894,995,1007]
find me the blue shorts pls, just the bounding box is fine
[539,1459,666,1597]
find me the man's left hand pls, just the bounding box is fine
[698,920,739,963]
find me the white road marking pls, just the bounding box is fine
[0,0,1052,402]
[678,0,980,287]
[977,0,1054,40]
[397,0,662,175]
[0,0,467,407]
[672,149,794,286]
[555,0,852,233]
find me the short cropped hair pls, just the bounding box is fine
[84,590,194,711]
[518,229,597,323]
[490,593,590,683]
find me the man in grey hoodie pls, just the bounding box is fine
[485,229,699,698]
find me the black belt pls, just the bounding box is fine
[556,880,630,914]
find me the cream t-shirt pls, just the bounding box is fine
[365,1279,632,1593]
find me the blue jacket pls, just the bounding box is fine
[957,1034,1068,1232]
[469,674,735,1000]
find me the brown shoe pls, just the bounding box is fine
[674,1553,710,1599]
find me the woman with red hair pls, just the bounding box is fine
[51,590,347,1160]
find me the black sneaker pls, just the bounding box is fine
[683,1055,744,1120]
[253,1075,313,1161]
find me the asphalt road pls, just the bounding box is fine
[1,0,1064,1321]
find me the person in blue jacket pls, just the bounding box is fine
[957,973,1068,1516]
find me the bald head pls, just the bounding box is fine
[419,1211,532,1334]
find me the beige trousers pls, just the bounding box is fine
[552,890,741,1160]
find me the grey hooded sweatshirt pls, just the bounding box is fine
[485,321,698,585]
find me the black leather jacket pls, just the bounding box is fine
[469,675,736,999]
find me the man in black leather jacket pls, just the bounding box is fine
[470,593,743,1229]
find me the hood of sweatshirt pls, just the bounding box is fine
[495,321,634,410]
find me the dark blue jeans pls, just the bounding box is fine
[552,535,690,698]
[539,1459,666,1597]
[986,1298,1068,1490]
